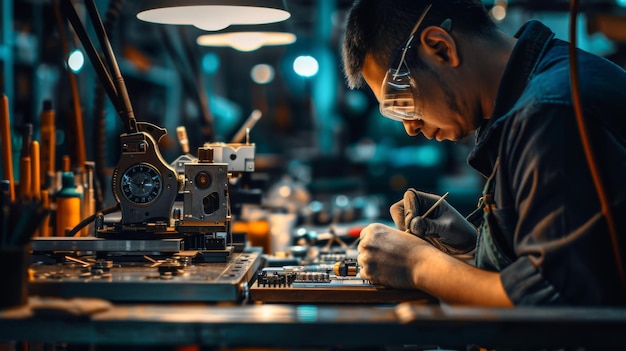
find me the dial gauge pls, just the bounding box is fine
[120,163,163,205]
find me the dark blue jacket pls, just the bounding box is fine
[468,20,626,305]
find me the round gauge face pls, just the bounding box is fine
[120,163,163,205]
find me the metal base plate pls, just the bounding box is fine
[31,237,183,253]
[29,250,263,303]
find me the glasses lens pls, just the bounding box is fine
[380,59,421,121]
[378,4,432,122]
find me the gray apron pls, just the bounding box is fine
[472,158,517,271]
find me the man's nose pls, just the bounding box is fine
[403,120,422,136]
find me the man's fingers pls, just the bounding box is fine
[409,216,444,237]
[389,200,406,230]
[403,190,420,229]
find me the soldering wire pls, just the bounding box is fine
[568,0,626,290]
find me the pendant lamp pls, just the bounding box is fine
[136,0,291,31]
[196,23,296,51]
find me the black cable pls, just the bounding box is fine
[83,0,136,133]
[568,0,626,290]
[59,0,122,113]
[67,203,120,237]
[92,0,126,210]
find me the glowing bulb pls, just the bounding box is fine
[251,64,275,84]
[229,33,266,51]
[278,185,292,198]
[293,55,318,77]
[68,49,84,73]
[490,4,507,22]
[197,32,295,52]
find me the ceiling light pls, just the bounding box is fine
[293,55,319,78]
[197,31,296,52]
[251,64,275,84]
[136,0,291,31]
[68,49,85,73]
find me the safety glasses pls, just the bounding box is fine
[379,4,432,122]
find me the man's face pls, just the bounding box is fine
[362,53,479,142]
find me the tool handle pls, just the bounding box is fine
[0,95,15,202]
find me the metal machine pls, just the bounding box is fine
[28,0,262,303]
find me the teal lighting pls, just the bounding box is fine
[345,90,369,114]
[390,145,443,168]
[201,52,220,74]
[415,144,443,167]
[296,305,318,322]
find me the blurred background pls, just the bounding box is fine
[2,0,626,227]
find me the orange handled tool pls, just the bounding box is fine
[0,94,15,202]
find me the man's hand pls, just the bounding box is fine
[357,223,439,289]
[389,189,477,255]
[357,222,513,307]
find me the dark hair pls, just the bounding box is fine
[342,0,498,89]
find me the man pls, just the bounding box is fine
[342,0,626,306]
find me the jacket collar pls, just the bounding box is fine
[468,20,555,177]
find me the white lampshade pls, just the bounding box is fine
[136,0,291,31]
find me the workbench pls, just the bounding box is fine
[1,298,626,349]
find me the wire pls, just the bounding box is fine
[83,0,137,133]
[92,0,126,211]
[568,0,626,290]
[60,0,121,113]
[67,204,120,237]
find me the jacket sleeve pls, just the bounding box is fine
[496,102,624,305]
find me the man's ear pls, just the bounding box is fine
[420,26,460,67]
